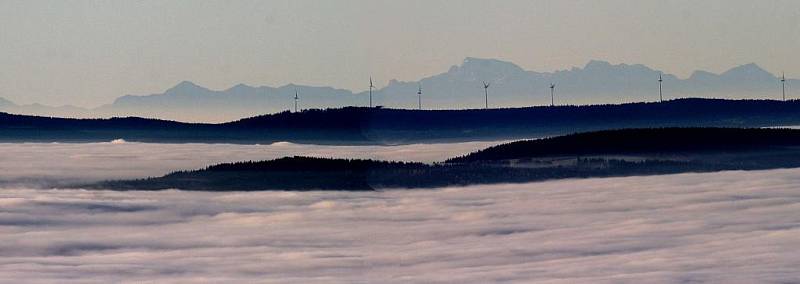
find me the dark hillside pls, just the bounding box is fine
[89,128,800,191]
[448,128,800,163]
[5,98,800,144]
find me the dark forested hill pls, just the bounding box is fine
[5,98,800,144]
[448,128,800,163]
[90,128,800,191]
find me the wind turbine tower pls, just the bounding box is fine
[417,83,422,110]
[369,77,375,108]
[550,83,555,107]
[483,81,490,109]
[294,89,299,112]
[658,73,663,103]
[782,72,787,101]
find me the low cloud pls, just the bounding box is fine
[1,169,800,282]
[0,141,498,187]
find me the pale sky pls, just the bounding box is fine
[1,0,798,107]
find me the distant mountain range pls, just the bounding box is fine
[0,58,796,122]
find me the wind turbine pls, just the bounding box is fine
[294,89,299,112]
[658,73,663,103]
[782,72,787,101]
[369,77,375,108]
[483,81,490,109]
[417,83,422,110]
[549,83,555,107]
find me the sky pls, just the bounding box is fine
[1,0,799,107]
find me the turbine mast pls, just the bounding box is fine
[369,77,374,108]
[658,73,663,103]
[417,83,422,110]
[782,72,787,101]
[483,81,490,109]
[550,83,555,107]
[294,89,299,113]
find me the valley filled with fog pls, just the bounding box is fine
[0,141,500,187]
[2,167,800,282]
[1,142,800,282]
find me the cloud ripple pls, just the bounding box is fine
[2,169,800,282]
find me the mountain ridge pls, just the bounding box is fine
[0,58,795,122]
[5,98,800,145]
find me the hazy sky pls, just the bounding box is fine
[1,0,798,107]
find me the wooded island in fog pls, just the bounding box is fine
[90,128,800,191]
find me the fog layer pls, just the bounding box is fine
[2,169,800,282]
[0,141,498,186]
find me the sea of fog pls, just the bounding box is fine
[0,140,500,186]
[2,141,800,282]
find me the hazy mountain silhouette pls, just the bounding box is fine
[0,58,795,122]
[0,98,91,118]
[92,81,360,122]
[0,97,13,108]
[377,58,793,109]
